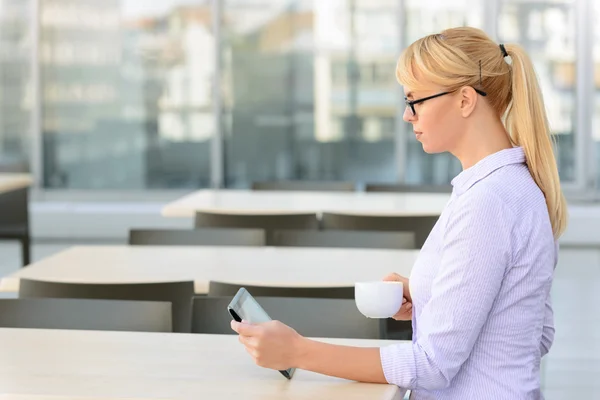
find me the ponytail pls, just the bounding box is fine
[504,44,567,238]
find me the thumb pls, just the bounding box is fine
[231,320,260,336]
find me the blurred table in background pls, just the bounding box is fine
[162,189,450,218]
[0,174,32,194]
[0,245,418,294]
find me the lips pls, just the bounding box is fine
[414,131,423,138]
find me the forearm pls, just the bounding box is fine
[294,337,387,384]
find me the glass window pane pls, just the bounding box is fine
[222,0,401,187]
[41,0,213,189]
[0,0,33,172]
[499,0,576,182]
[403,0,483,184]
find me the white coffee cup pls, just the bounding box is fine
[354,281,404,318]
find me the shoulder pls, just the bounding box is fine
[449,182,514,227]
[453,163,546,222]
[441,184,515,268]
[443,177,518,257]
[444,164,552,259]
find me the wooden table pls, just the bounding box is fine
[0,174,32,194]
[0,397,155,400]
[0,245,417,294]
[162,189,450,217]
[0,174,32,267]
[0,328,406,400]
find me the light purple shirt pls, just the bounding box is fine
[380,147,557,399]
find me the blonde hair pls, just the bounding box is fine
[396,27,567,238]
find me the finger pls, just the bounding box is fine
[231,320,260,336]
[258,320,278,328]
[383,273,401,282]
[244,345,258,360]
[393,306,412,320]
[402,298,407,304]
[239,334,259,348]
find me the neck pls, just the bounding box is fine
[452,119,513,170]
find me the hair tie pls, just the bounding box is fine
[499,43,508,58]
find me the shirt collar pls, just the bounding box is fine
[451,147,526,195]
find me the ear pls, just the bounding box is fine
[459,87,478,118]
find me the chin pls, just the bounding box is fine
[420,143,445,154]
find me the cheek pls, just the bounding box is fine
[418,110,460,152]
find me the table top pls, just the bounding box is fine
[161,189,450,217]
[0,397,158,400]
[0,174,32,194]
[0,328,405,400]
[1,245,418,294]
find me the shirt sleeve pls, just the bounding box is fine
[380,191,514,390]
[539,290,554,357]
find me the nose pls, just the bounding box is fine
[403,106,416,123]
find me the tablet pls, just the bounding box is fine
[227,287,295,379]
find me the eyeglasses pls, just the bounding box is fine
[404,88,487,117]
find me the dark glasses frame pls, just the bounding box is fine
[404,87,487,116]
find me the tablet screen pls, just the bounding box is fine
[236,290,271,324]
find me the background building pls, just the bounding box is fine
[0,0,596,192]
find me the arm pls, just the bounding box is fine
[540,243,557,357]
[232,319,387,382]
[294,295,554,383]
[380,192,513,390]
[295,339,387,383]
[540,290,554,357]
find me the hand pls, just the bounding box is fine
[383,272,413,321]
[231,319,305,371]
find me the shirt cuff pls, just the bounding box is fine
[379,342,417,389]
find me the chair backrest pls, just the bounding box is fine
[194,211,319,232]
[365,183,453,193]
[251,181,355,192]
[192,296,380,339]
[0,298,172,332]
[269,229,416,249]
[208,281,354,299]
[18,279,194,333]
[129,228,265,247]
[0,186,28,227]
[321,212,439,248]
[0,159,29,173]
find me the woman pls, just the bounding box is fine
[231,26,566,399]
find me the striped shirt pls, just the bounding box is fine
[380,147,557,399]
